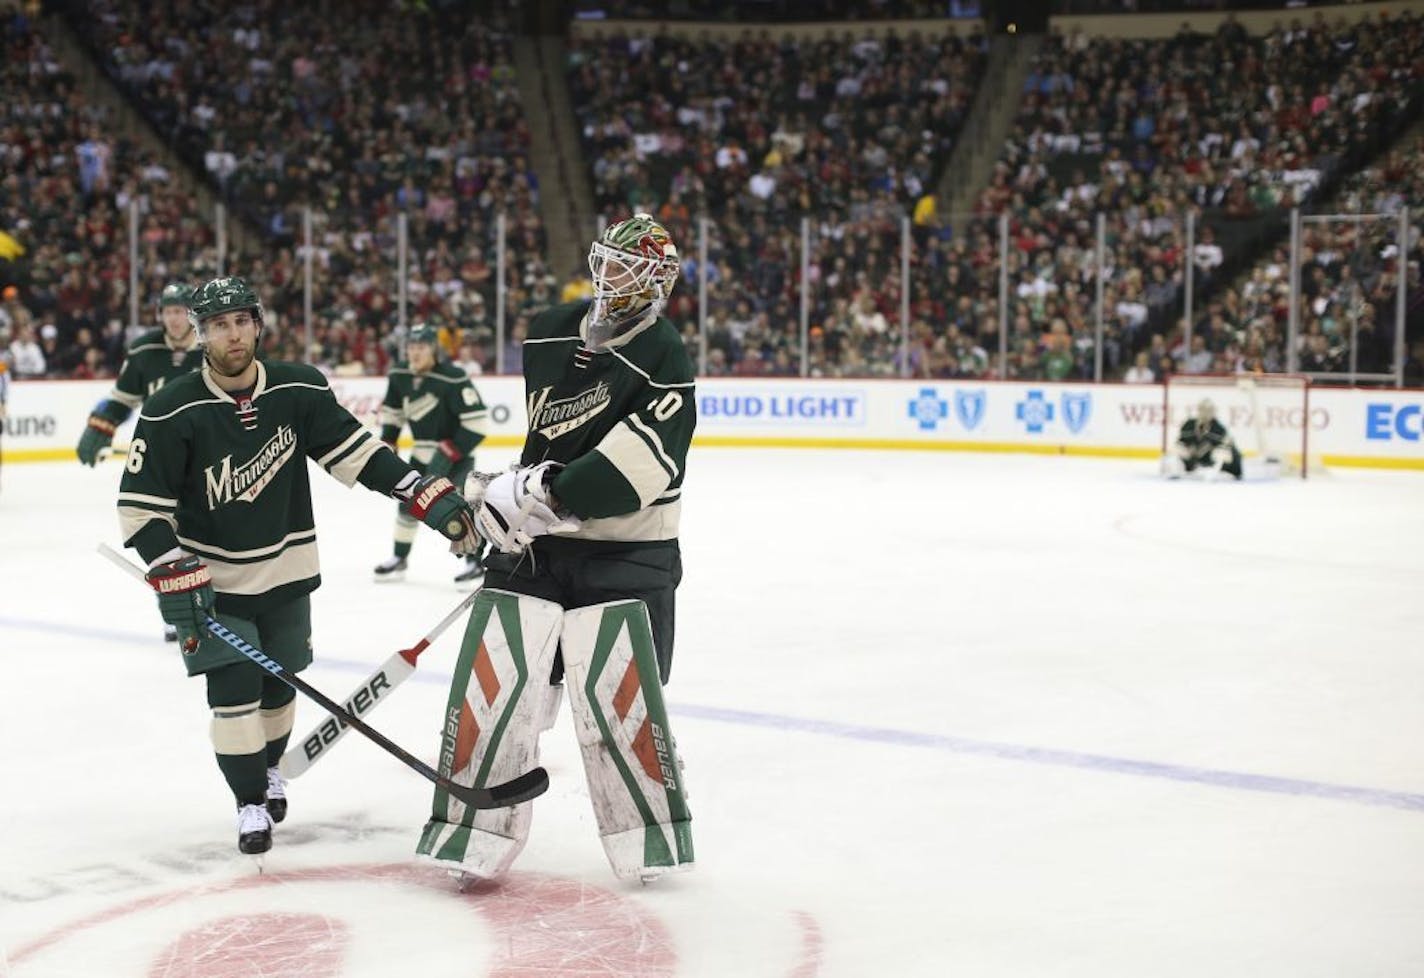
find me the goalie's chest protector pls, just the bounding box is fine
[519,305,665,467]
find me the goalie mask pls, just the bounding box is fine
[585,214,680,350]
[1197,398,1216,424]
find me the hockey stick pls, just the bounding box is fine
[99,544,546,810]
[277,587,480,779]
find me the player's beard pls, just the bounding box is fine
[208,339,256,378]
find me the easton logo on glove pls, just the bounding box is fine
[87,416,117,435]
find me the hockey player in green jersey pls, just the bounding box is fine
[1165,398,1243,480]
[118,276,482,856]
[416,214,696,883]
[82,282,205,642]
[77,282,203,467]
[373,323,490,586]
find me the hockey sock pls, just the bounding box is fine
[261,699,296,767]
[394,512,418,558]
[210,696,268,806]
[216,751,268,806]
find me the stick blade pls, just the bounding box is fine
[455,766,550,809]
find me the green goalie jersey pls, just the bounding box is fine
[95,329,205,423]
[1177,417,1234,459]
[521,301,696,546]
[118,360,412,617]
[379,361,488,465]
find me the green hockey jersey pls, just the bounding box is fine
[521,301,696,545]
[1177,417,1234,461]
[96,329,205,424]
[379,361,488,466]
[118,360,412,616]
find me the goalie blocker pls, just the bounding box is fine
[416,588,692,882]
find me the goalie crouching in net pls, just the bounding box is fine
[415,215,695,884]
[1164,398,1243,481]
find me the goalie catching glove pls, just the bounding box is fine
[395,472,481,553]
[146,555,214,654]
[476,461,582,554]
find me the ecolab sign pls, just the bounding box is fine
[1365,403,1423,442]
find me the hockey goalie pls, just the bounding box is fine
[1163,398,1243,481]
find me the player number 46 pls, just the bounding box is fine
[126,438,147,474]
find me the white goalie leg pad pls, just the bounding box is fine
[415,589,562,880]
[211,701,265,755]
[539,682,564,733]
[1160,453,1185,479]
[563,600,693,881]
[260,700,295,742]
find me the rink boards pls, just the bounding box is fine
[4,376,1423,470]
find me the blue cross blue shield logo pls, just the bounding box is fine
[954,389,986,431]
[908,388,949,431]
[1015,390,1054,433]
[1061,391,1092,434]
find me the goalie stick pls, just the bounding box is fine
[99,544,547,810]
[278,588,480,779]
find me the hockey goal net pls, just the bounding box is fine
[1161,374,1322,479]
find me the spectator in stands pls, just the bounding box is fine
[1123,350,1155,383]
[8,323,46,378]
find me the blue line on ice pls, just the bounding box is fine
[7,614,1422,814]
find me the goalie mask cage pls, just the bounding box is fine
[1162,374,1321,479]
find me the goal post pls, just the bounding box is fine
[1162,374,1321,479]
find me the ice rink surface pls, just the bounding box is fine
[2,447,1423,977]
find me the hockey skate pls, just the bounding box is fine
[237,803,274,855]
[265,767,287,823]
[373,556,408,582]
[453,555,484,589]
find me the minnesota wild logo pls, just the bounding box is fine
[527,382,612,439]
[203,425,297,509]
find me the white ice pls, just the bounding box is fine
[2,449,1423,977]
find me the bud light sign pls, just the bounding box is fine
[699,388,866,426]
